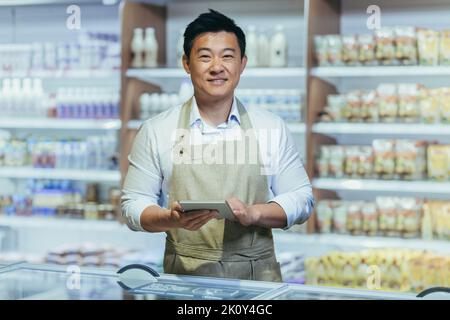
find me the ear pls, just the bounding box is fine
[182,54,190,74]
[240,55,247,74]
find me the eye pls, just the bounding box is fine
[223,55,234,59]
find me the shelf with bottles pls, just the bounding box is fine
[0,131,120,181]
[0,31,120,77]
[0,180,121,222]
[0,78,120,122]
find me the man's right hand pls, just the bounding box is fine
[168,201,218,231]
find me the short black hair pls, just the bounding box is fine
[183,9,246,60]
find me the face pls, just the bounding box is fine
[183,31,247,102]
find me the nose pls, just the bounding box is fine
[209,57,225,74]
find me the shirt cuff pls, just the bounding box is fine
[123,199,154,232]
[268,193,312,230]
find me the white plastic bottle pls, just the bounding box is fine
[246,25,258,67]
[1,79,12,116]
[11,78,22,117]
[149,93,160,117]
[139,93,150,120]
[176,29,185,68]
[131,28,144,68]
[257,28,270,67]
[270,25,288,67]
[144,27,158,68]
[22,78,33,116]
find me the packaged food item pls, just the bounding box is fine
[344,146,360,177]
[357,146,374,178]
[358,34,377,66]
[328,146,345,178]
[373,139,396,179]
[361,202,378,236]
[326,35,344,66]
[395,140,427,180]
[314,35,329,66]
[397,83,422,123]
[395,26,418,65]
[325,94,346,122]
[332,201,348,234]
[316,201,333,233]
[428,201,450,240]
[439,87,450,123]
[375,27,397,65]
[317,145,331,178]
[360,90,379,123]
[377,84,398,122]
[419,88,440,124]
[417,29,439,66]
[346,202,363,235]
[342,35,359,66]
[427,145,449,181]
[421,202,434,240]
[396,197,422,238]
[377,197,398,237]
[343,90,362,122]
[439,30,450,65]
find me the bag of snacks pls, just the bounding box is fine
[395,140,427,180]
[427,145,449,181]
[375,27,397,65]
[343,90,362,122]
[317,145,331,178]
[332,201,348,234]
[397,197,422,238]
[344,146,360,177]
[417,28,439,66]
[377,197,399,237]
[326,94,346,122]
[362,202,378,236]
[398,83,422,123]
[395,26,418,65]
[314,35,329,66]
[377,84,398,123]
[326,35,344,66]
[357,146,374,178]
[328,146,345,178]
[360,90,379,123]
[439,30,450,65]
[373,139,396,179]
[419,87,440,123]
[316,201,333,233]
[346,202,363,235]
[342,35,359,66]
[358,34,377,66]
[440,87,450,123]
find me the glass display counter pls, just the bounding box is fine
[0,262,421,300]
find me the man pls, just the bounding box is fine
[121,9,314,282]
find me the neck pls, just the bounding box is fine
[194,93,234,127]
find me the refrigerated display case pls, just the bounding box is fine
[0,262,420,300]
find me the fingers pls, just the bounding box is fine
[182,209,211,222]
[184,212,215,231]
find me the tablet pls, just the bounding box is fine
[179,200,236,221]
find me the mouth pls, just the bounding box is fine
[207,78,228,85]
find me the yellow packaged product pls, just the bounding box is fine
[427,145,449,181]
[419,88,440,123]
[439,30,450,65]
[417,28,439,66]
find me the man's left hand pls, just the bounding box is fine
[226,196,260,226]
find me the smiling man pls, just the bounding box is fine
[121,9,314,282]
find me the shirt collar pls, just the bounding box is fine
[189,95,241,128]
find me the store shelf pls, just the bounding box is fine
[0,167,120,182]
[312,123,450,136]
[127,119,306,134]
[126,67,306,82]
[0,215,122,231]
[311,66,450,78]
[0,118,121,130]
[273,232,450,254]
[313,178,450,194]
[0,69,119,79]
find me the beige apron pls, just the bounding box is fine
[163,97,282,282]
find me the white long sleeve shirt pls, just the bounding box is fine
[121,96,314,232]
